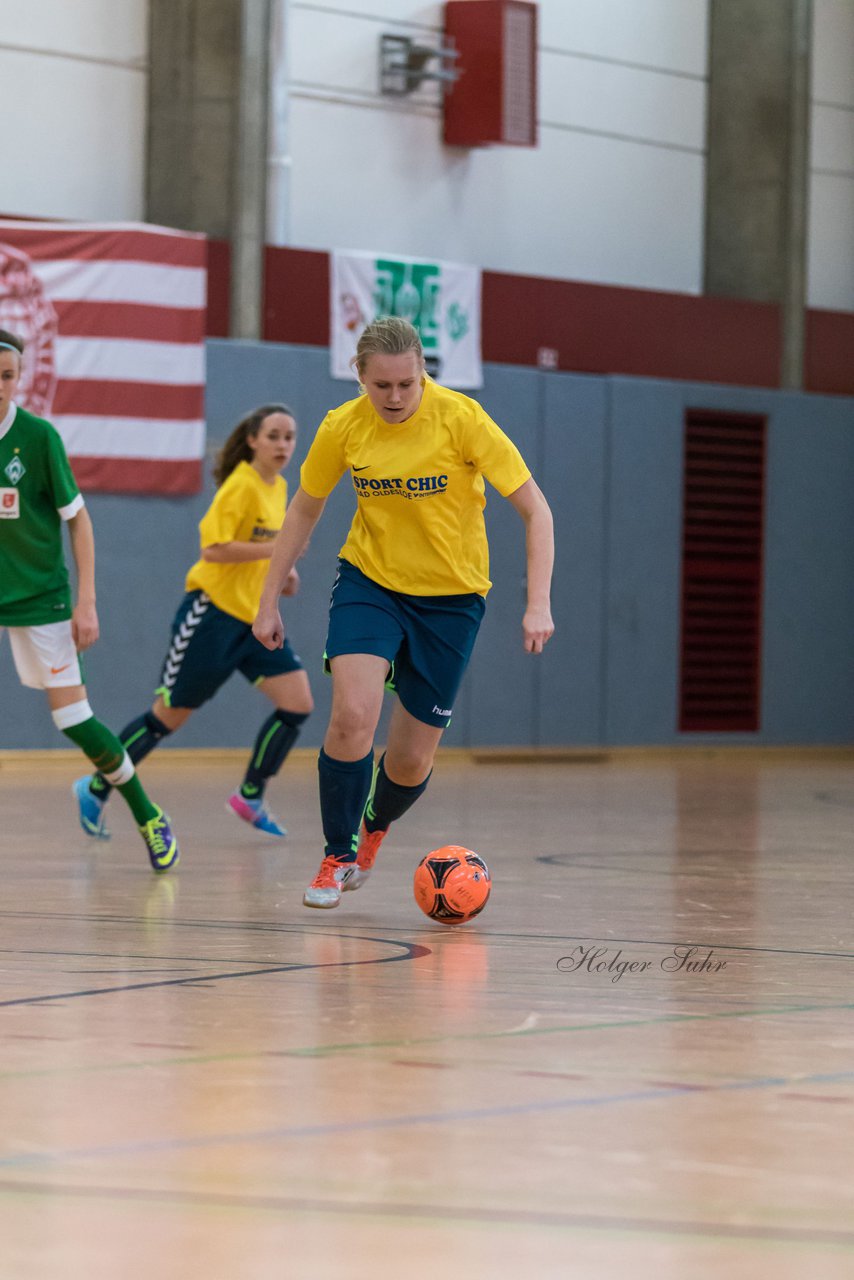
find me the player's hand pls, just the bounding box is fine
[72,601,100,652]
[253,603,285,650]
[522,604,554,654]
[281,567,300,598]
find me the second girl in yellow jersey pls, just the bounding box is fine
[75,404,313,839]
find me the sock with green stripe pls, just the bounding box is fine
[54,700,158,826]
[89,710,172,801]
[318,747,374,863]
[364,752,431,833]
[240,709,309,800]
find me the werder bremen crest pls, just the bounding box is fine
[331,250,483,389]
[373,259,441,356]
[4,455,25,484]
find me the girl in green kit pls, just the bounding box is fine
[0,329,179,872]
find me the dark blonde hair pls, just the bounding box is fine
[352,316,424,379]
[213,403,294,487]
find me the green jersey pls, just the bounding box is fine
[0,403,83,625]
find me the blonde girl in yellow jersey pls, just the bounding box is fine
[254,317,554,907]
[76,405,313,839]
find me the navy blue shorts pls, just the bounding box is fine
[324,560,486,728]
[156,591,303,709]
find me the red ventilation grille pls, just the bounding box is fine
[679,410,766,732]
[443,1,538,148]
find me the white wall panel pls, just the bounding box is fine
[0,50,146,220]
[292,0,440,25]
[540,50,706,151]
[809,0,854,309]
[0,0,147,63]
[288,95,704,293]
[811,104,854,174]
[812,0,854,107]
[285,0,708,294]
[0,0,147,220]
[5,0,848,311]
[290,2,441,104]
[808,178,854,311]
[539,0,708,75]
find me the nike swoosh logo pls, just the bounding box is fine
[353,465,370,472]
[50,664,71,675]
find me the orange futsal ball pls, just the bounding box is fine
[413,845,491,925]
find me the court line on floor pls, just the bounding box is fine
[1,910,852,964]
[2,990,853,1080]
[0,934,430,1009]
[1,1067,852,1172]
[283,996,854,1056]
[369,928,854,964]
[0,1178,851,1249]
[0,939,410,968]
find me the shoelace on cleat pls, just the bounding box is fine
[358,829,385,869]
[144,818,170,855]
[311,858,346,888]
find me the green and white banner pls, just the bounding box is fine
[331,250,482,388]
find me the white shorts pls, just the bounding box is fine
[1,620,84,690]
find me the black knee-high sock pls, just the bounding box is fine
[364,752,431,833]
[240,708,309,799]
[318,748,374,862]
[89,710,172,799]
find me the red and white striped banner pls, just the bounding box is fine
[0,220,207,495]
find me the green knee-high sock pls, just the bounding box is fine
[114,775,158,828]
[56,702,158,826]
[90,709,172,800]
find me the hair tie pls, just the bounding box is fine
[0,341,21,354]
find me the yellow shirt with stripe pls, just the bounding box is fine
[185,460,287,623]
[300,378,531,596]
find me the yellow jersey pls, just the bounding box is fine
[300,378,530,596]
[185,460,287,623]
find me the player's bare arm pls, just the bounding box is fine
[67,506,100,651]
[506,477,555,654]
[281,567,300,597]
[253,487,326,649]
[202,540,277,563]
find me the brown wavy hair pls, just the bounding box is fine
[213,403,295,487]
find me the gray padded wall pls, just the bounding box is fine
[2,341,853,750]
[465,364,541,747]
[470,369,609,748]
[762,393,854,742]
[603,377,854,745]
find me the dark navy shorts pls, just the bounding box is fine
[324,559,486,728]
[156,591,303,709]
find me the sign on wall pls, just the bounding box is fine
[0,220,206,495]
[331,250,482,389]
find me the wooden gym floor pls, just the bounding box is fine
[0,750,852,1279]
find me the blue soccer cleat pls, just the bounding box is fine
[227,791,288,837]
[72,775,111,840]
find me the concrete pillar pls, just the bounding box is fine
[704,0,812,386]
[147,0,272,339]
[146,0,240,239]
[231,0,273,339]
